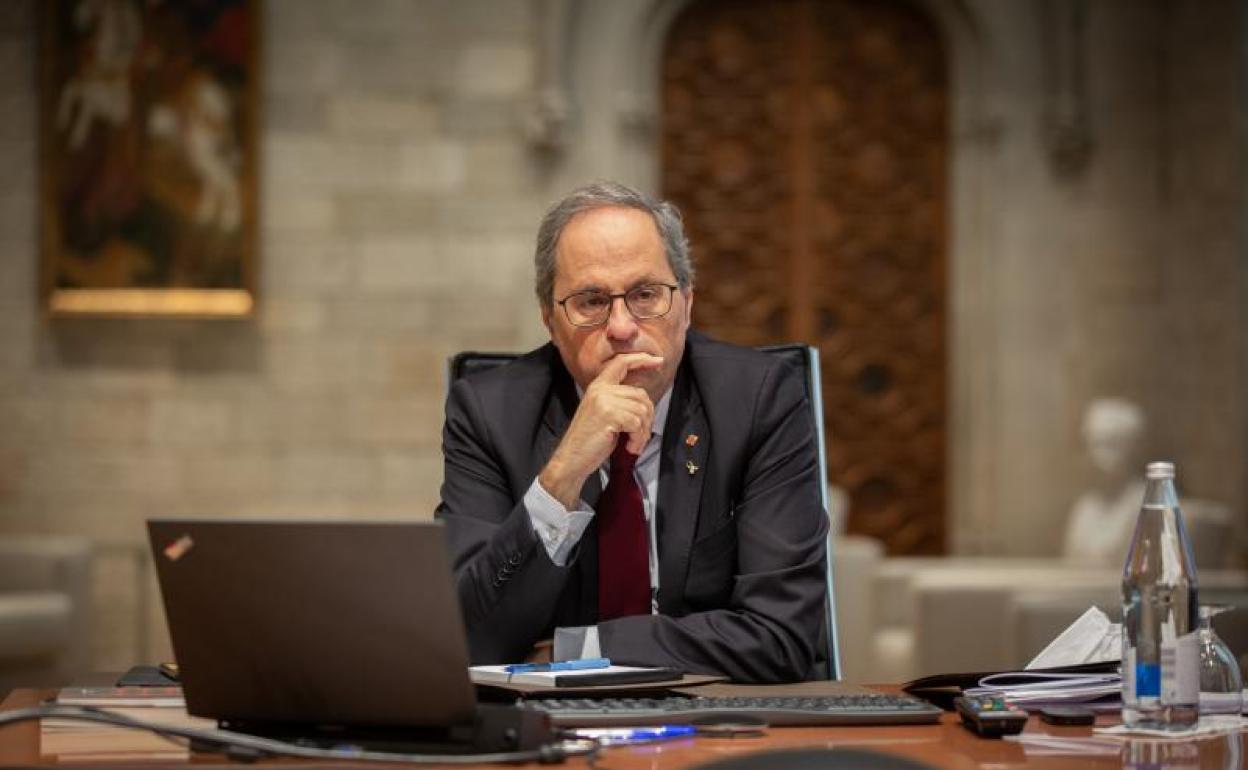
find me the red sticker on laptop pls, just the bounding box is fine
[163,535,194,561]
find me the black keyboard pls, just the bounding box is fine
[519,694,943,727]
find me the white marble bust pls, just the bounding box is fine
[1062,398,1147,567]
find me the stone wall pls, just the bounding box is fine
[0,0,1243,670]
[0,0,555,667]
[978,0,1245,554]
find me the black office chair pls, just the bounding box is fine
[445,345,842,680]
[753,344,840,681]
[447,352,521,382]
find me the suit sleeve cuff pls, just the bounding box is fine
[524,478,594,566]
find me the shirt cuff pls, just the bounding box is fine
[523,478,594,566]
[553,625,602,661]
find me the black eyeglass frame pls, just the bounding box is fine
[555,283,680,328]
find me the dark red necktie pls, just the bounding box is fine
[597,437,650,620]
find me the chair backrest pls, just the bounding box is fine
[753,344,840,680]
[446,345,841,680]
[447,352,523,383]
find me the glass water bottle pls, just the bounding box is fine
[1121,461,1200,729]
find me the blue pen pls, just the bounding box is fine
[504,657,611,674]
[570,725,697,743]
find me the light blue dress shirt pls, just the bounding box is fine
[522,388,673,659]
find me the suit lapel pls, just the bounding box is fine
[656,363,707,614]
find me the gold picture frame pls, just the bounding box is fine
[39,0,259,318]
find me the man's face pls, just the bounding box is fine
[542,206,692,402]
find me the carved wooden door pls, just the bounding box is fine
[662,0,947,554]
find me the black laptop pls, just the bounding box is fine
[147,519,480,732]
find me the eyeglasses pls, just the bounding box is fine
[556,283,679,328]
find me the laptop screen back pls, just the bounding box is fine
[147,519,477,728]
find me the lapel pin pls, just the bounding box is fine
[686,460,699,476]
[685,433,699,447]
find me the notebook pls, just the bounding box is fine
[147,519,479,730]
[470,663,684,688]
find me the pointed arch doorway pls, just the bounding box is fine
[661,0,948,554]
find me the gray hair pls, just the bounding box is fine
[534,181,694,308]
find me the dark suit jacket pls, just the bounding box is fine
[435,331,829,683]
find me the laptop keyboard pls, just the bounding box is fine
[519,694,943,727]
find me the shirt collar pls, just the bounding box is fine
[650,388,673,438]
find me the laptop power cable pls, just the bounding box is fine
[1,704,587,765]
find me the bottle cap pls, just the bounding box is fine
[1145,461,1175,479]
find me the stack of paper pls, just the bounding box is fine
[903,607,1125,710]
[964,671,1122,710]
[959,605,1125,710]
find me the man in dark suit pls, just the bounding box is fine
[435,182,828,683]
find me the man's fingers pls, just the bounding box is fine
[594,396,652,444]
[624,428,650,456]
[553,368,659,496]
[612,400,653,456]
[606,387,654,421]
[599,352,664,385]
[601,399,649,432]
[608,416,651,456]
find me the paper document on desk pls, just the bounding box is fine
[961,606,1123,708]
[965,671,1121,706]
[1026,606,1121,670]
[902,608,1121,709]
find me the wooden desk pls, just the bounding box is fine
[1,687,1243,769]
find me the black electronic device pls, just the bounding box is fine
[149,519,478,729]
[1037,706,1095,726]
[146,519,559,757]
[216,703,555,756]
[954,696,1028,738]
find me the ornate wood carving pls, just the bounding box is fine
[662,0,948,554]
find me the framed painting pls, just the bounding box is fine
[39,0,259,318]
